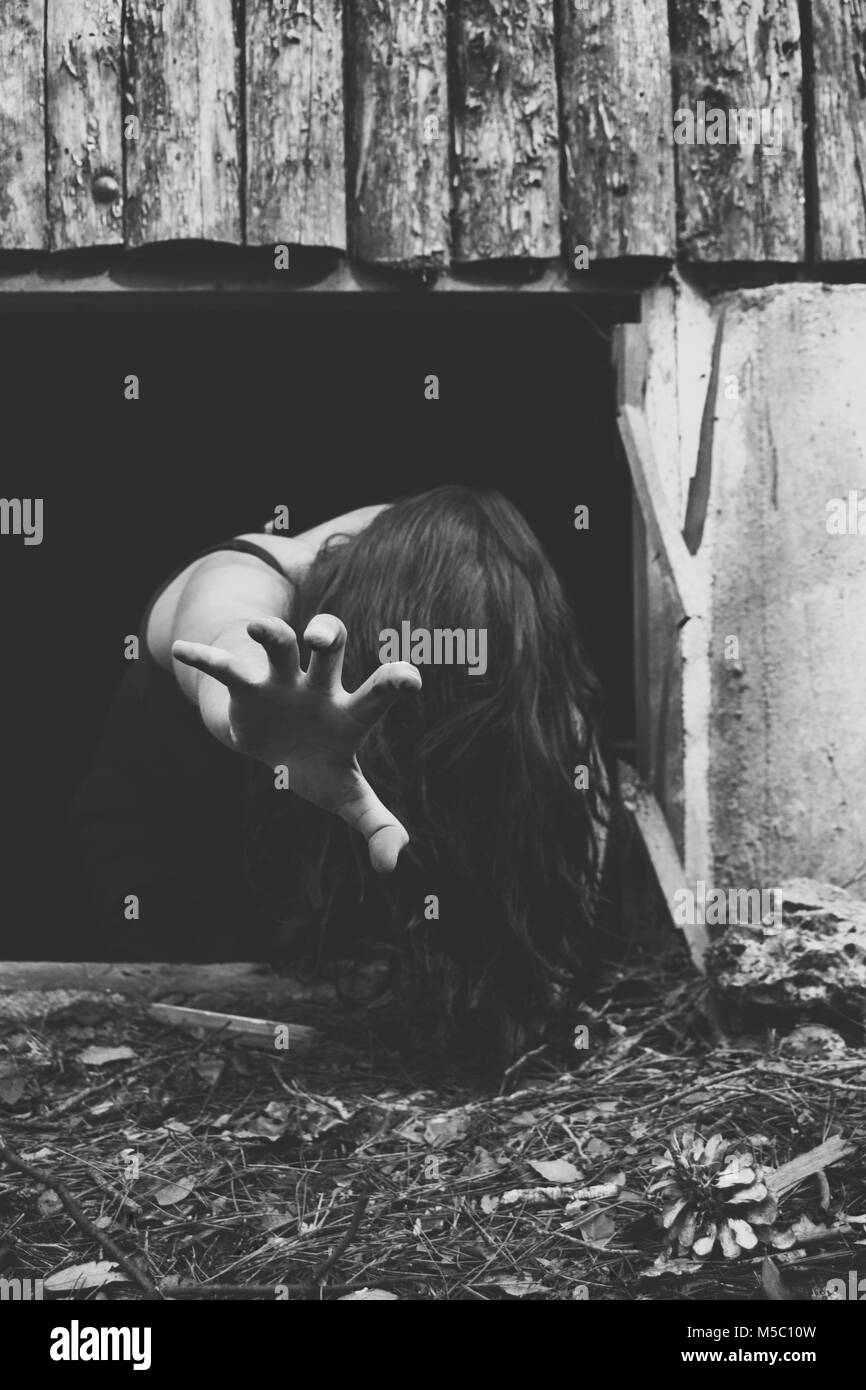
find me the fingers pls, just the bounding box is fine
[304,613,347,692]
[171,639,249,691]
[346,661,422,730]
[338,774,410,874]
[247,617,300,682]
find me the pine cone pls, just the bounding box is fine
[649,1128,779,1259]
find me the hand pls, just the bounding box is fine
[172,614,422,874]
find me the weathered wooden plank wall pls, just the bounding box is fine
[451,0,560,261]
[557,0,676,259]
[345,0,450,268]
[123,0,241,246]
[811,0,866,261]
[670,0,804,261]
[246,0,346,249]
[47,0,123,250]
[0,2,864,263]
[0,1,46,249]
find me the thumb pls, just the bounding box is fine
[367,821,410,875]
[338,767,409,874]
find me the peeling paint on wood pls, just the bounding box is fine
[47,0,123,249]
[556,0,675,259]
[123,0,242,246]
[811,0,866,260]
[246,0,346,250]
[451,0,560,261]
[0,0,46,249]
[346,0,450,268]
[671,0,804,261]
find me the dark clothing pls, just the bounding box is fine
[69,539,286,960]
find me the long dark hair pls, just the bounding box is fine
[245,486,616,1060]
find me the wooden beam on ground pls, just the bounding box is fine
[0,960,354,1023]
[345,0,450,268]
[123,0,242,246]
[451,0,560,262]
[555,0,675,259]
[0,0,46,249]
[618,761,709,971]
[246,0,346,250]
[47,0,123,250]
[670,0,804,261]
[148,1002,317,1053]
[811,0,866,260]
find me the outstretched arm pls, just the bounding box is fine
[157,549,421,874]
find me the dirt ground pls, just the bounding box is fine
[1,941,864,1302]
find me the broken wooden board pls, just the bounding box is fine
[451,0,560,261]
[671,0,804,261]
[47,0,124,250]
[345,0,450,268]
[556,0,675,259]
[0,0,46,249]
[149,1002,317,1053]
[0,961,383,1023]
[618,761,709,972]
[811,0,866,260]
[123,0,242,246]
[245,0,346,250]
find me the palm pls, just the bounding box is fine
[173,614,421,873]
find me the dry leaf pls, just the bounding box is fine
[77,1045,137,1067]
[0,1075,26,1106]
[762,1258,790,1301]
[338,1288,399,1300]
[528,1158,581,1184]
[461,1147,502,1179]
[495,1275,549,1297]
[44,1261,127,1293]
[194,1057,225,1086]
[572,1210,616,1243]
[37,1189,63,1218]
[423,1110,473,1148]
[152,1176,197,1207]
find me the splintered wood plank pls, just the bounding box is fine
[0,961,386,1022]
[47,0,123,249]
[345,0,450,268]
[671,0,804,261]
[123,0,241,246]
[0,1,46,248]
[451,0,560,261]
[149,1003,317,1052]
[556,0,675,259]
[811,0,866,260]
[246,0,346,249]
[618,761,708,970]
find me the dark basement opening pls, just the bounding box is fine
[0,297,636,959]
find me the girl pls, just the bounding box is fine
[71,486,622,1058]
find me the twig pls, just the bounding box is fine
[498,1045,550,1097]
[0,1131,160,1299]
[310,1195,370,1285]
[164,1275,404,1300]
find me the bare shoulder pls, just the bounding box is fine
[235,532,302,575]
[147,539,295,668]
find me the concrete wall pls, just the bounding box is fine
[639,278,866,895]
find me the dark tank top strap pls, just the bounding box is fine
[139,537,287,658]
